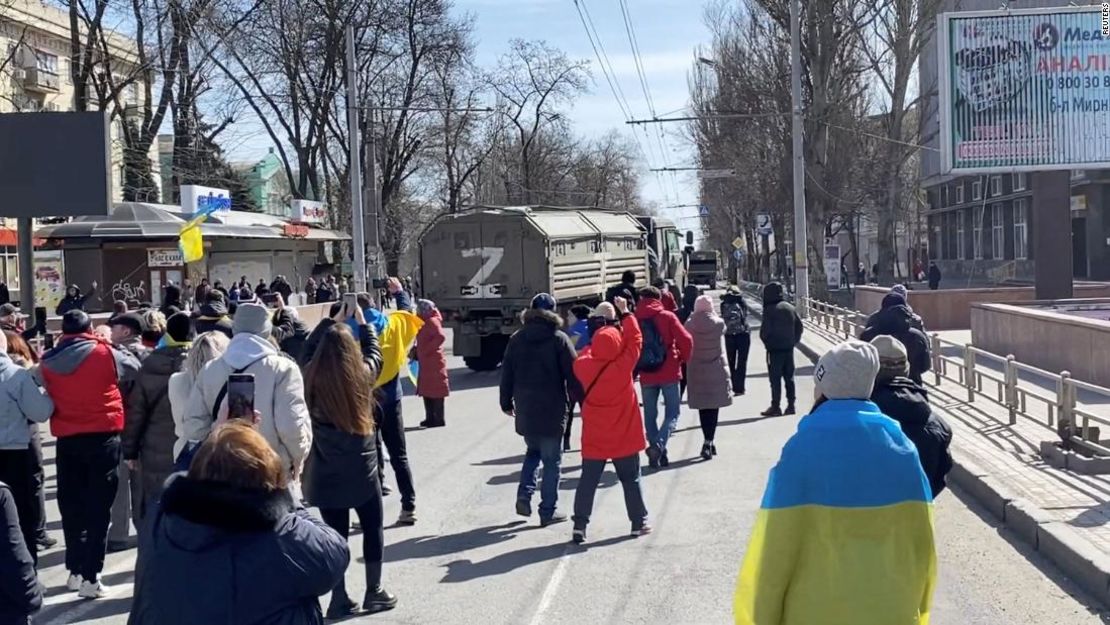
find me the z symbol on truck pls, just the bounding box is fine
[460,247,504,298]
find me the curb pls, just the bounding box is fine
[789,324,1110,607]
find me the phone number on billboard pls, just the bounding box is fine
[1045,75,1110,89]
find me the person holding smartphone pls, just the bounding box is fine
[302,305,397,617]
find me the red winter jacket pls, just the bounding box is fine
[661,290,678,313]
[574,315,646,461]
[415,310,450,399]
[634,298,693,386]
[41,334,136,438]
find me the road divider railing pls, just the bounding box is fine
[799,295,1110,458]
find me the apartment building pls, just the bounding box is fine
[0,0,158,287]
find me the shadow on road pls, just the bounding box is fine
[446,368,501,392]
[745,366,816,380]
[673,412,791,435]
[441,541,568,583]
[386,521,529,563]
[471,455,526,467]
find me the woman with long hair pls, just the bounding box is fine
[168,332,229,461]
[303,304,397,618]
[130,422,349,624]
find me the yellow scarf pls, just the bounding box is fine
[374,311,423,389]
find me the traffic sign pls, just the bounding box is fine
[698,205,710,217]
[756,213,773,236]
[731,237,744,250]
[733,249,743,261]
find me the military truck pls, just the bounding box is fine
[688,250,720,289]
[419,206,649,371]
[637,215,689,291]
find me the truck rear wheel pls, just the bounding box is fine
[464,335,509,371]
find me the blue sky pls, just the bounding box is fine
[456,0,710,229]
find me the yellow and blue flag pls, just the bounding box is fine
[179,193,230,263]
[735,399,936,625]
[374,310,423,390]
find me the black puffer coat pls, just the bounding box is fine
[0,481,40,623]
[123,344,188,519]
[499,309,582,438]
[870,377,954,497]
[129,475,348,625]
[759,282,803,351]
[860,305,932,383]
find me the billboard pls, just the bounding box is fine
[0,112,111,218]
[291,199,325,224]
[180,185,231,216]
[939,6,1110,174]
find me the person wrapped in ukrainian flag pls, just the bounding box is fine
[735,339,936,625]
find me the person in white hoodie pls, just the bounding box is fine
[168,331,228,461]
[182,303,312,480]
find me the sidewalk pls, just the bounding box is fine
[795,316,1110,605]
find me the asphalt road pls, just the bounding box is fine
[30,331,1110,624]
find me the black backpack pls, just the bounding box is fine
[721,300,748,335]
[636,317,667,373]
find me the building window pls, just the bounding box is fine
[973,206,984,259]
[1072,169,1085,180]
[955,183,965,204]
[34,50,58,74]
[990,175,1002,197]
[940,185,949,207]
[1014,199,1028,259]
[991,205,1004,259]
[1013,172,1026,191]
[957,210,966,260]
[972,180,983,200]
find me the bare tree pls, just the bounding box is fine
[486,39,590,205]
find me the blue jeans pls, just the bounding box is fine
[518,436,563,519]
[642,382,681,452]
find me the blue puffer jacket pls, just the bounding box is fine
[0,481,40,624]
[128,474,349,625]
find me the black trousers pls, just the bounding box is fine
[0,448,37,565]
[375,399,415,511]
[56,432,121,581]
[572,454,648,531]
[564,402,577,445]
[422,397,445,426]
[319,480,386,596]
[29,427,46,540]
[698,409,719,442]
[767,349,796,409]
[724,333,751,394]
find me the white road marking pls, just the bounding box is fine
[526,544,573,625]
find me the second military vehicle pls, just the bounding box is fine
[687,250,720,289]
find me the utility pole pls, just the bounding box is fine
[365,109,382,280]
[790,0,809,315]
[345,25,367,292]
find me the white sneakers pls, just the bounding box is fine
[78,578,111,599]
[66,574,82,591]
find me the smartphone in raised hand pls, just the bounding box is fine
[226,373,255,421]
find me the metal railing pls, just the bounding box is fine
[800,296,1110,457]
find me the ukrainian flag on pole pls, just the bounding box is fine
[179,191,230,263]
[734,400,936,625]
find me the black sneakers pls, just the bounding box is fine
[363,587,398,614]
[516,498,532,518]
[540,512,568,527]
[784,404,796,415]
[761,406,783,417]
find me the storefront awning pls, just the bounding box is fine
[34,202,350,242]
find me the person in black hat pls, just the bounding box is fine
[500,293,582,526]
[39,309,141,599]
[122,312,191,527]
[193,291,233,339]
[106,312,149,553]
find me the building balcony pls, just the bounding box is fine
[23,67,60,93]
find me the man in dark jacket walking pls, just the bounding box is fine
[759,282,803,416]
[500,293,582,526]
[870,336,953,497]
[860,292,931,383]
[928,262,942,290]
[605,271,639,311]
[720,285,751,395]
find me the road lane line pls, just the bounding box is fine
[527,544,573,625]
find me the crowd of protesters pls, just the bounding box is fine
[0,260,954,625]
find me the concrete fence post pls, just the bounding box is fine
[964,345,976,403]
[931,333,942,387]
[1005,355,1017,425]
[1058,371,1073,445]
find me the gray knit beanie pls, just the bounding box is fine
[814,340,881,400]
[232,302,273,338]
[871,335,909,380]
